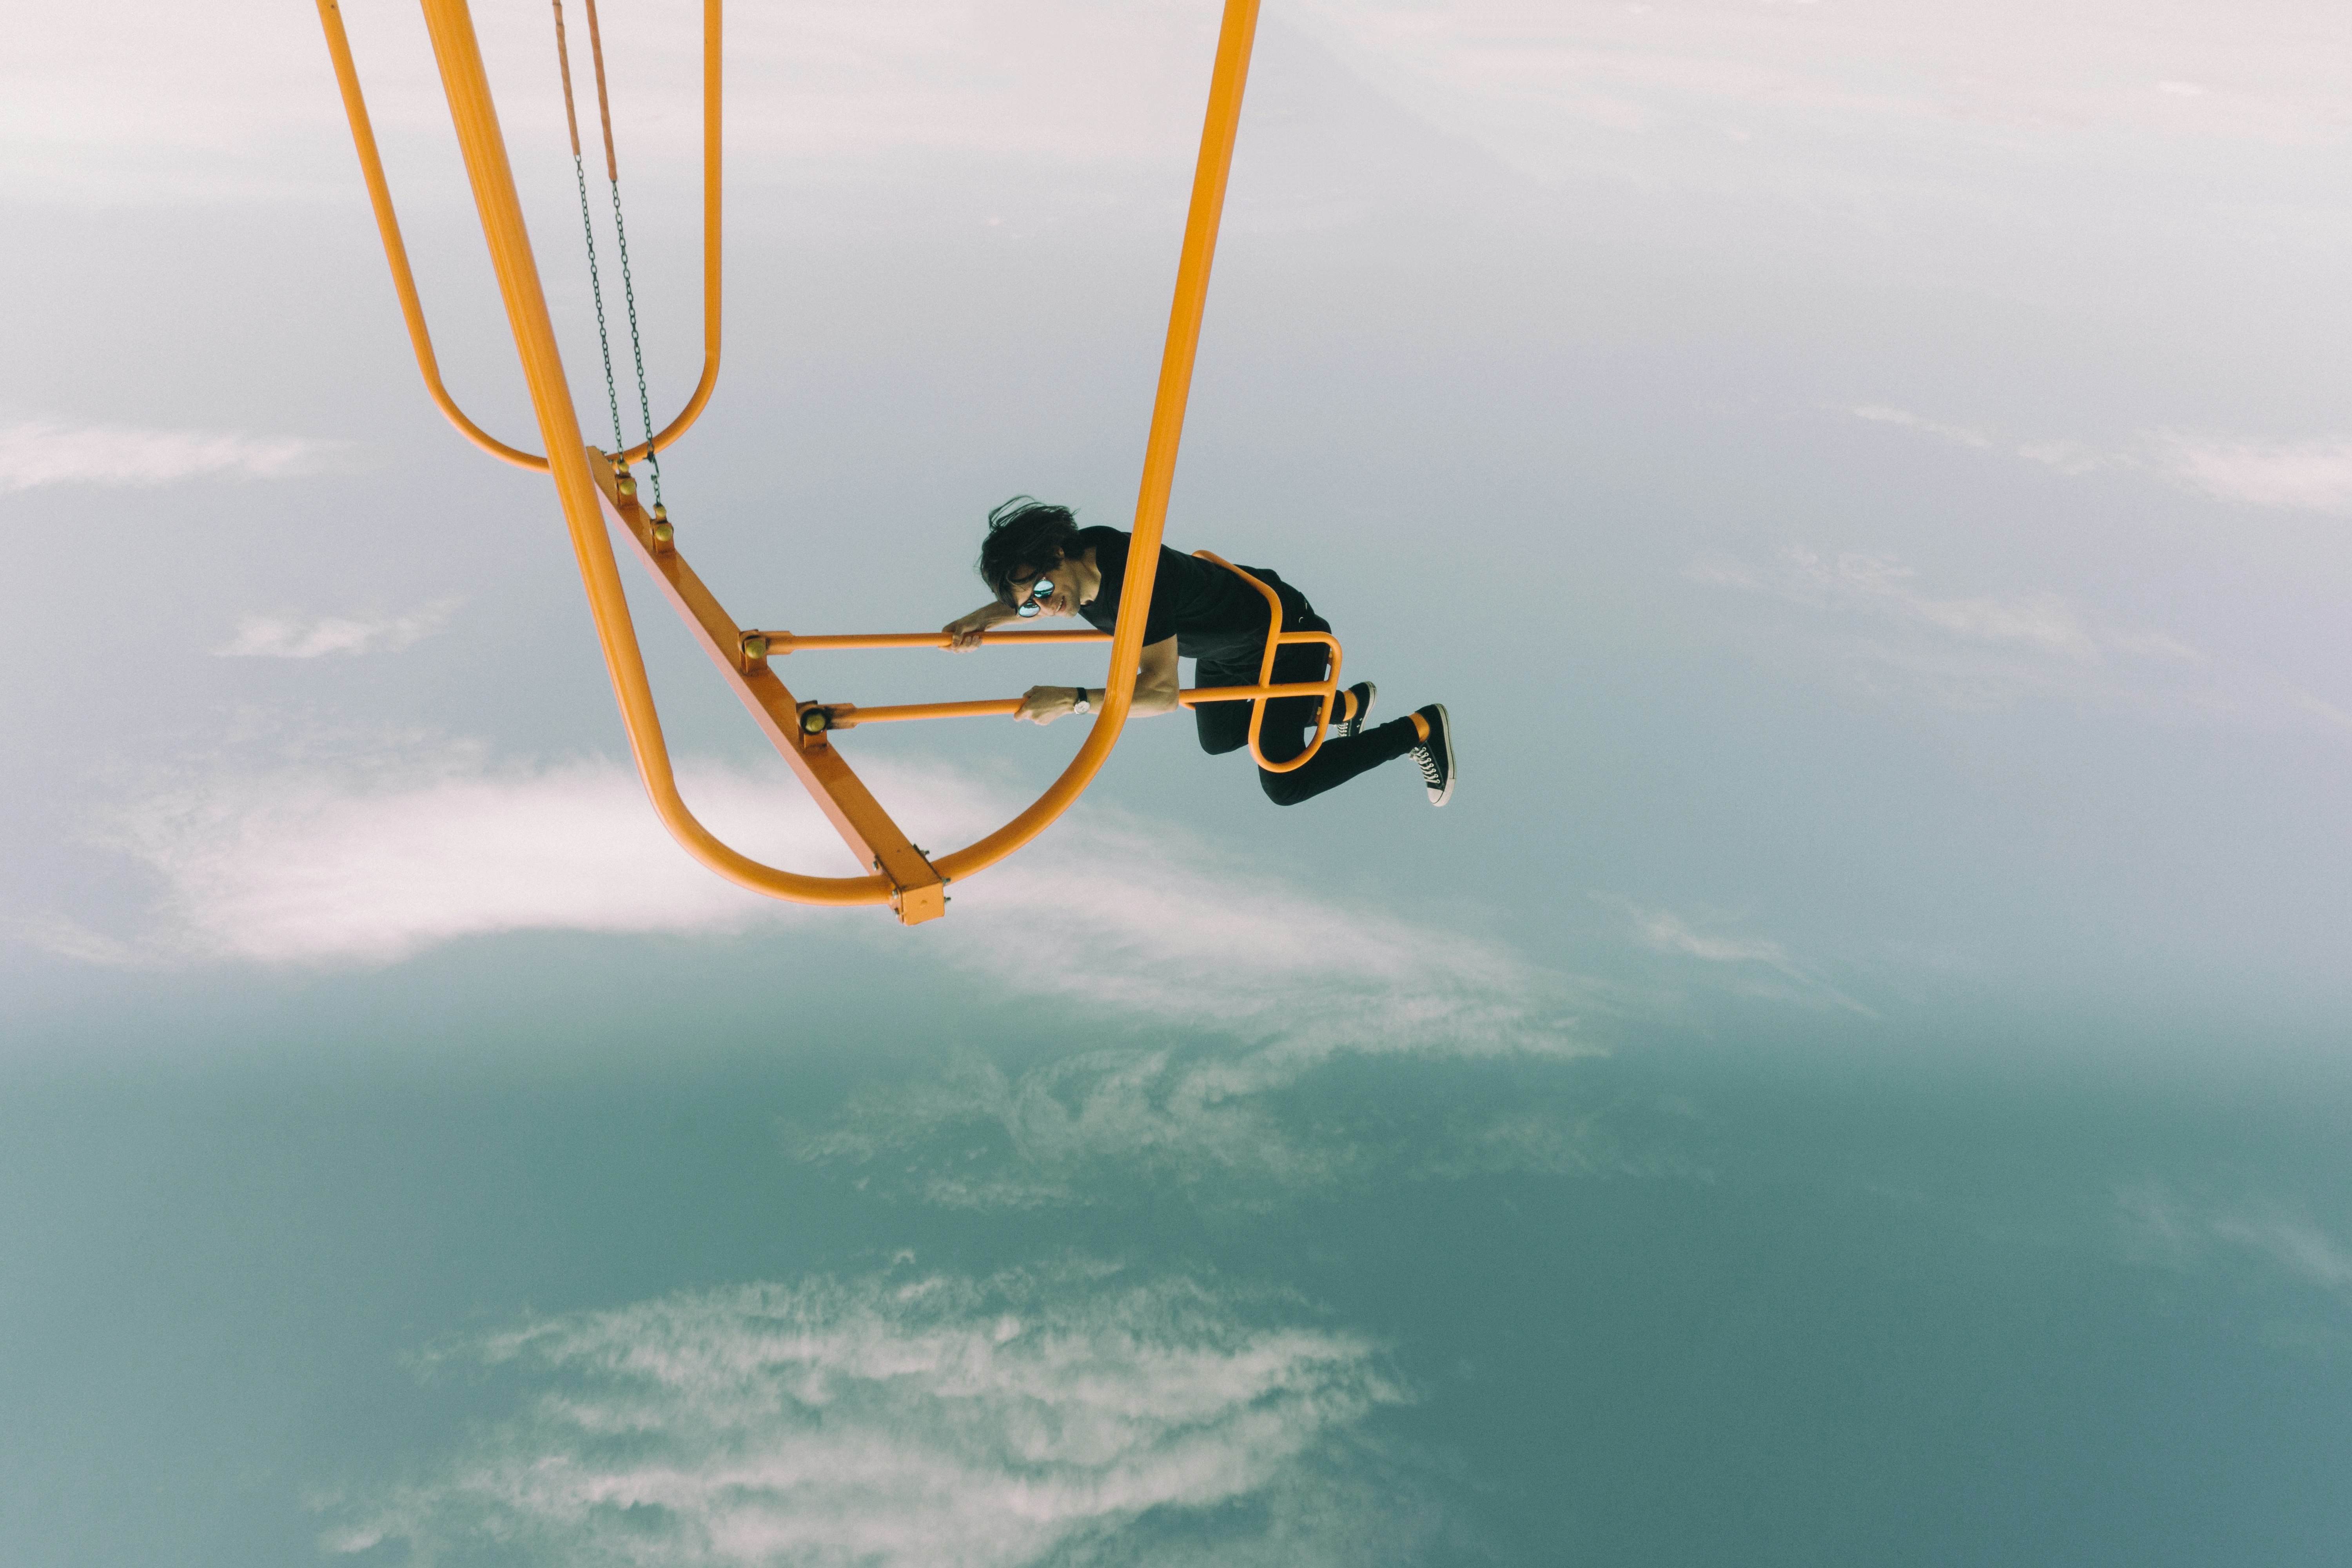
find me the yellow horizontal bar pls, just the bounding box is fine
[822,681,1336,729]
[762,629,1113,654]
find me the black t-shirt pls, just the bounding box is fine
[1071,526,1281,666]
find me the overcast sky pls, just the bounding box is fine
[6,4,2352,1566]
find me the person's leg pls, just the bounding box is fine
[1256,714,1425,806]
[1249,637,1422,806]
[1194,657,1254,757]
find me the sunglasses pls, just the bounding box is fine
[1014,577,1056,618]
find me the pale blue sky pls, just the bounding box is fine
[5,3,2352,1565]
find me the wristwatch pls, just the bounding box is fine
[1071,686,1091,715]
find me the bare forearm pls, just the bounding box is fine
[1124,677,1181,717]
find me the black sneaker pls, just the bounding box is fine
[1330,681,1377,738]
[1408,704,1454,806]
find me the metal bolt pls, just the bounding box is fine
[800,706,831,735]
[651,519,674,547]
[741,632,769,664]
[616,475,637,499]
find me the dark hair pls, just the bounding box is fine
[978,496,1081,600]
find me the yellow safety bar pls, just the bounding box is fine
[315,0,720,471]
[777,554,1344,777]
[318,0,1264,924]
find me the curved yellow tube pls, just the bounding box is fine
[934,0,1261,886]
[314,0,720,473]
[346,0,1259,917]
[416,0,894,908]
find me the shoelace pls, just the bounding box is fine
[1414,743,1444,785]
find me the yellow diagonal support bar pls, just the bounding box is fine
[334,0,1260,922]
[315,0,720,472]
[414,0,922,917]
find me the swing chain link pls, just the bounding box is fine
[609,183,662,508]
[573,152,628,458]
[554,0,662,508]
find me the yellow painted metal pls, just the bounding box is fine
[931,0,1262,888]
[586,456,945,909]
[763,630,1114,654]
[314,0,720,472]
[411,0,927,918]
[820,677,1337,730]
[321,0,1262,924]
[1192,550,1339,774]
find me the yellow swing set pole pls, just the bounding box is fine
[318,0,1260,921]
[934,0,1262,886]
[314,0,720,471]
[410,0,903,913]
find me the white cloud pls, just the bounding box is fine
[43,735,1572,1055]
[1696,545,2103,658]
[2015,439,2109,476]
[216,599,458,659]
[0,417,347,490]
[325,1263,1423,1568]
[1852,406,2120,475]
[2118,1185,2352,1301]
[783,1027,1664,1210]
[1852,404,1992,450]
[64,743,800,966]
[1694,544,2352,730]
[1613,901,1873,1016]
[1847,407,2352,508]
[1282,0,2348,202]
[13,0,1237,209]
[2149,431,2352,513]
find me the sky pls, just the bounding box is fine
[5,2,2352,1564]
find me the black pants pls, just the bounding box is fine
[1194,570,1421,806]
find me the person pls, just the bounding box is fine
[941,497,1455,807]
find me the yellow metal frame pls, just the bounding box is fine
[317,0,1265,924]
[781,553,1343,778]
[317,0,719,470]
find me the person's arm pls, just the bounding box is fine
[1016,636,1182,724]
[943,600,1023,652]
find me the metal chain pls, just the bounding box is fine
[607,181,661,507]
[575,154,627,457]
[552,0,626,459]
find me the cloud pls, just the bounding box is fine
[2118,1185,2352,1301]
[1849,407,2352,507]
[2149,431,2352,513]
[40,733,1572,1053]
[0,417,347,490]
[1851,404,1992,450]
[1281,0,2347,211]
[1609,900,1874,1016]
[55,742,801,966]
[1696,544,2103,659]
[782,1032,1677,1211]
[39,733,1599,1198]
[1851,405,2120,475]
[324,1263,1425,1568]
[15,0,1245,210]
[1693,544,2352,730]
[216,599,458,658]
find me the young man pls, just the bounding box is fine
[942,497,1455,807]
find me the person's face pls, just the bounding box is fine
[1004,557,1076,619]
